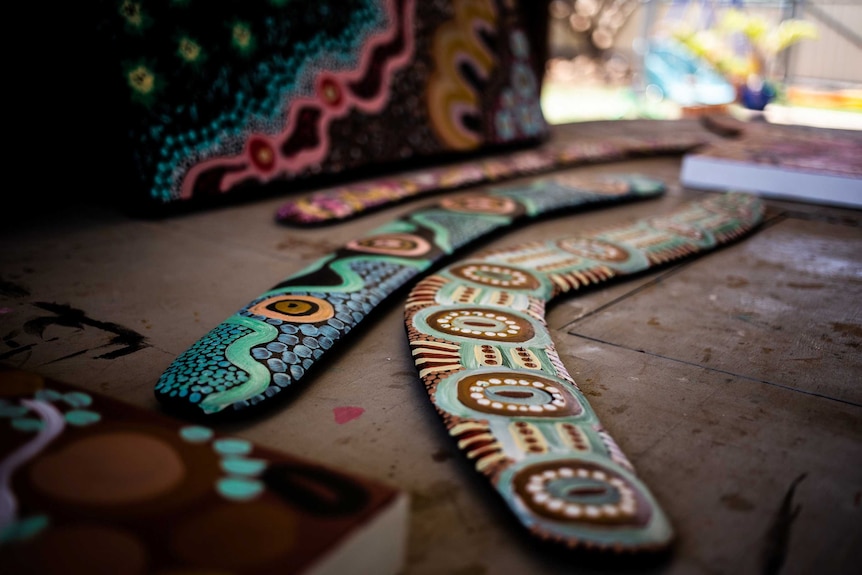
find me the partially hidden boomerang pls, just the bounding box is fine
[275,134,705,225]
[156,174,665,416]
[403,192,764,551]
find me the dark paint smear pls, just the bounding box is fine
[2,329,21,345]
[0,278,30,298]
[24,302,149,359]
[262,463,370,516]
[832,322,862,339]
[431,449,452,463]
[721,492,755,512]
[0,343,36,361]
[45,349,90,364]
[762,472,806,575]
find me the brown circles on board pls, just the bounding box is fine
[439,194,518,215]
[171,502,297,571]
[512,460,651,527]
[345,233,431,257]
[21,524,148,575]
[249,295,335,323]
[449,263,541,290]
[29,432,186,506]
[556,237,630,262]
[427,307,535,342]
[0,367,44,397]
[456,371,581,417]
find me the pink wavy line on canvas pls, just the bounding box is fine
[0,400,64,531]
[180,0,415,199]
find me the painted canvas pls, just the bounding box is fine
[0,368,409,575]
[681,118,862,208]
[93,0,550,212]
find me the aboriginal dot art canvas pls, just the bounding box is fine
[0,368,409,575]
[93,0,550,212]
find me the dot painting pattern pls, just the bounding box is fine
[404,192,764,550]
[97,0,552,209]
[454,372,582,417]
[276,135,703,224]
[1,370,399,574]
[425,308,537,342]
[156,174,666,416]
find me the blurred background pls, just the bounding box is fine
[539,0,862,129]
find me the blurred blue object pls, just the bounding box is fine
[739,76,777,110]
[644,38,737,106]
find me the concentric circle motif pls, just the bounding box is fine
[556,237,629,262]
[647,217,705,240]
[317,75,344,108]
[439,195,518,215]
[249,295,335,323]
[449,263,541,290]
[426,308,535,342]
[346,233,431,257]
[512,460,651,526]
[249,138,276,171]
[456,372,581,417]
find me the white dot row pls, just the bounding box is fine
[524,467,638,518]
[439,325,521,337]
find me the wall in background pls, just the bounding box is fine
[548,0,862,89]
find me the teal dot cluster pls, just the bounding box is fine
[239,259,419,401]
[1,389,100,432]
[155,322,252,403]
[494,31,545,142]
[0,514,49,544]
[1,388,102,543]
[179,426,268,502]
[158,256,423,412]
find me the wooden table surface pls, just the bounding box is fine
[1,119,860,574]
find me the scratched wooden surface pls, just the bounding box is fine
[1,119,860,575]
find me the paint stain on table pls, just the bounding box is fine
[333,406,365,424]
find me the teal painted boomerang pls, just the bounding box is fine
[404,191,764,551]
[276,134,706,225]
[156,174,665,416]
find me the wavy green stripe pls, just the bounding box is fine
[411,211,512,253]
[262,255,428,297]
[199,316,279,414]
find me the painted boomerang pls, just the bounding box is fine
[275,134,706,225]
[156,173,666,416]
[403,191,764,550]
